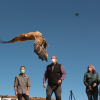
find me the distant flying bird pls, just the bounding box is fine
[0,31,49,62]
[75,13,79,16]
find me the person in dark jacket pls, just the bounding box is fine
[84,65,100,100]
[43,56,66,100]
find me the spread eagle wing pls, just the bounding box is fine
[0,31,49,62]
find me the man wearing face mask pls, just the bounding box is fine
[43,56,66,100]
[14,66,31,100]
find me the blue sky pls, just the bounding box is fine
[0,0,100,100]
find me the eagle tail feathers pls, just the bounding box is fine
[0,39,11,44]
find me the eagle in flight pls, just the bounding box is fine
[0,31,49,62]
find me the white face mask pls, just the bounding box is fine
[51,59,56,63]
[89,68,92,71]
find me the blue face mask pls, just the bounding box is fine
[20,69,25,73]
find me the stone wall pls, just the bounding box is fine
[0,95,55,100]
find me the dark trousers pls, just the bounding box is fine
[18,94,29,100]
[86,86,98,100]
[46,84,61,100]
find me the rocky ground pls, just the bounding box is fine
[0,95,55,100]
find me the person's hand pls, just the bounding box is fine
[57,80,62,85]
[26,91,29,96]
[43,82,46,88]
[15,91,18,96]
[93,83,97,87]
[89,86,92,91]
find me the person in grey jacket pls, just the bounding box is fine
[14,66,31,100]
[84,65,100,100]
